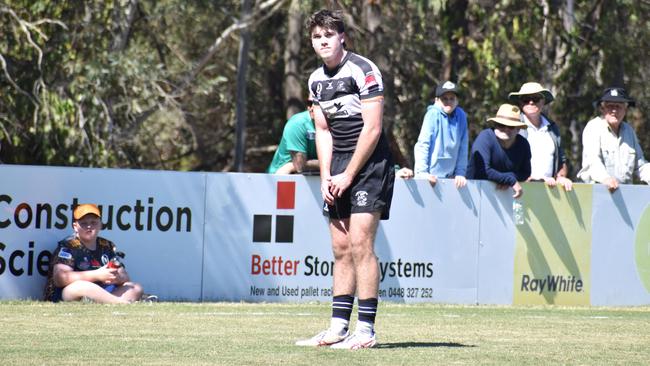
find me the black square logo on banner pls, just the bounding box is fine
[253,215,272,242]
[275,215,294,243]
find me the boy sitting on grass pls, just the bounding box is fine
[43,204,151,304]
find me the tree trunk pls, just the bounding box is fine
[363,1,408,168]
[441,0,468,82]
[283,0,303,119]
[234,0,252,172]
[110,0,139,52]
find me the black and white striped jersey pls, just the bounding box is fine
[308,52,384,153]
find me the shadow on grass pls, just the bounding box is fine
[376,342,475,349]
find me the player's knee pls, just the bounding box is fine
[332,239,352,257]
[350,241,375,260]
[126,282,144,298]
[61,280,94,301]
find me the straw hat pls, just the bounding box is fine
[508,82,554,104]
[487,104,526,128]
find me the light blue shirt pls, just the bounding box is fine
[414,104,468,178]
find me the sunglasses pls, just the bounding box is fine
[495,124,518,130]
[521,95,542,104]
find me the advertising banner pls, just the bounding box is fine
[512,183,592,305]
[2,164,650,306]
[476,183,518,305]
[590,185,650,305]
[0,165,206,300]
[202,175,482,304]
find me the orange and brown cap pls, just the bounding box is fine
[73,204,101,220]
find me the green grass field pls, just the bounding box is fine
[1,301,649,365]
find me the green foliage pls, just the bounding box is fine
[1,0,650,175]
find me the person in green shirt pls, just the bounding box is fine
[267,100,319,174]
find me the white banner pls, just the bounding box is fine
[1,164,649,306]
[0,165,206,300]
[590,184,650,305]
[202,174,482,303]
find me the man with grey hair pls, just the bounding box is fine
[577,87,650,192]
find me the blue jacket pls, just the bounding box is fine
[413,104,468,178]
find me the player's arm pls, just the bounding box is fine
[114,267,131,285]
[313,104,335,204]
[53,263,118,287]
[287,151,319,174]
[329,96,383,198]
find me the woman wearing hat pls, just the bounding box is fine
[577,87,650,191]
[508,82,573,191]
[467,104,532,198]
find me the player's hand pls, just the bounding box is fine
[604,176,619,192]
[512,182,524,198]
[496,183,510,191]
[556,176,573,191]
[396,167,413,179]
[321,177,334,205]
[329,172,353,198]
[454,175,467,188]
[543,176,557,187]
[97,266,119,284]
[114,267,130,285]
[427,174,438,187]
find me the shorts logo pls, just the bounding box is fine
[355,191,369,207]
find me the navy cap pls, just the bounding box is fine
[435,81,460,97]
[596,87,635,107]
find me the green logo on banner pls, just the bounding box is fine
[635,204,650,293]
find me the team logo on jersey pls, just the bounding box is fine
[79,257,90,270]
[316,83,323,100]
[365,72,378,88]
[101,254,110,266]
[355,191,369,207]
[326,81,334,90]
[324,103,349,118]
[58,248,72,260]
[337,80,346,91]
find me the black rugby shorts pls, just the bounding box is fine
[323,145,395,220]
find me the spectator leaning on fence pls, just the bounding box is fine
[577,87,650,192]
[467,104,532,199]
[508,82,573,191]
[267,98,319,175]
[411,80,468,188]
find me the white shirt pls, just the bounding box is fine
[577,116,650,184]
[519,115,555,179]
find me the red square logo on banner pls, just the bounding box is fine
[277,181,295,209]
